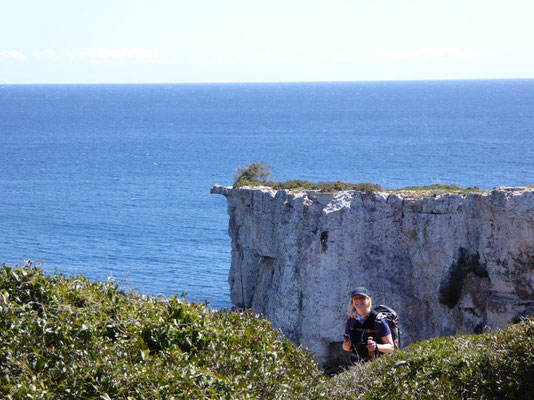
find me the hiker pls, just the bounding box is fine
[342,287,395,362]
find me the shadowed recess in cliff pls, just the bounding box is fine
[249,255,276,307]
[438,248,489,308]
[320,231,328,252]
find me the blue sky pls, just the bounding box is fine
[1,0,533,84]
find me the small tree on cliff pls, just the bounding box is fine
[233,162,273,188]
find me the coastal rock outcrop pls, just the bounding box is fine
[211,185,534,368]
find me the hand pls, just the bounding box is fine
[342,340,352,351]
[366,338,377,352]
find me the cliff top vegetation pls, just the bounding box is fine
[233,162,487,197]
[2,262,533,399]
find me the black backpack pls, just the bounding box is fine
[373,305,401,350]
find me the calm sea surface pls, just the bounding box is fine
[1,80,533,308]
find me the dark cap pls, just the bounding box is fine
[350,287,370,298]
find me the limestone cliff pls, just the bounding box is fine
[211,185,534,367]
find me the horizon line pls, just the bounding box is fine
[1,77,534,86]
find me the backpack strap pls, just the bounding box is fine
[373,313,387,339]
[349,310,377,331]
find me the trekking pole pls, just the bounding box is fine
[367,338,376,360]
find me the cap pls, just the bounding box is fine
[350,286,370,298]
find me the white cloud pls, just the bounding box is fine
[80,47,169,64]
[190,53,288,66]
[467,50,496,57]
[261,52,289,64]
[2,48,170,65]
[368,46,495,58]
[30,49,60,59]
[188,57,235,65]
[329,52,351,64]
[0,50,26,60]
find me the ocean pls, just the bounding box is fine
[1,80,533,308]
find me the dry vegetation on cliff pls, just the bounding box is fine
[233,162,486,196]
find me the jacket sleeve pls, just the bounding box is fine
[376,317,391,338]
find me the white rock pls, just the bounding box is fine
[211,185,534,368]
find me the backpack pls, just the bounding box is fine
[373,305,401,350]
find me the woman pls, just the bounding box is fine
[342,287,394,362]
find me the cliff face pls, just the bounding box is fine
[211,185,534,367]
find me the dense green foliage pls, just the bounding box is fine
[232,162,484,195]
[2,262,533,399]
[0,263,326,399]
[233,162,274,189]
[329,318,534,399]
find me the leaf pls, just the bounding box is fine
[244,325,253,338]
[140,348,150,361]
[1,289,9,304]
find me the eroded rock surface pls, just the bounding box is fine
[211,185,534,368]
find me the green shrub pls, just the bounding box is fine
[275,180,315,190]
[233,162,274,189]
[232,163,382,192]
[0,262,327,399]
[5,262,532,399]
[313,182,382,193]
[231,163,491,195]
[394,184,483,197]
[328,318,534,399]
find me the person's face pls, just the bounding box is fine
[352,295,370,315]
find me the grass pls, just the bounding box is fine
[2,262,533,399]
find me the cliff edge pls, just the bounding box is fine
[211,185,534,368]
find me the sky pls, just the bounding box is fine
[1,0,534,84]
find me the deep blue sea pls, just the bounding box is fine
[1,80,533,308]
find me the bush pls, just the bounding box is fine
[5,262,531,398]
[233,162,273,189]
[328,318,534,399]
[275,180,315,190]
[0,262,327,399]
[231,163,488,195]
[394,184,483,197]
[233,163,383,192]
[231,163,492,196]
[313,182,382,193]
